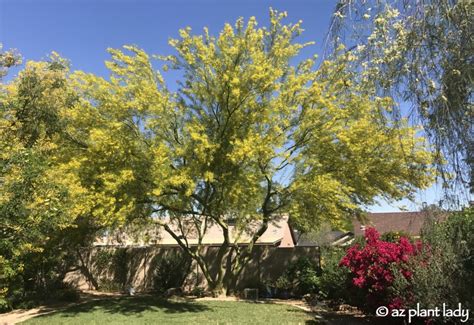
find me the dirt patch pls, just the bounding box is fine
[1,304,69,325]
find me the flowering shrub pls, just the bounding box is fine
[339,227,420,312]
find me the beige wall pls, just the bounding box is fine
[65,245,320,292]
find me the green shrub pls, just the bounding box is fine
[1,280,80,311]
[98,278,122,292]
[94,249,114,274]
[391,206,473,323]
[274,275,291,290]
[111,248,128,288]
[290,257,319,295]
[0,296,10,313]
[316,247,352,302]
[274,257,320,297]
[190,286,205,297]
[152,252,191,294]
[94,248,129,292]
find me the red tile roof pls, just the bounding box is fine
[353,211,445,237]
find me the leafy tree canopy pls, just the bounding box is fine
[0,50,78,299]
[327,0,473,198]
[51,10,435,292]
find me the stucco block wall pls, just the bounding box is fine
[65,245,320,292]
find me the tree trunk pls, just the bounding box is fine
[203,245,232,297]
[76,249,99,290]
[159,216,267,296]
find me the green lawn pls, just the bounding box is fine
[23,296,315,324]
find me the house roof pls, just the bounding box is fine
[94,214,294,247]
[294,230,353,247]
[352,211,446,237]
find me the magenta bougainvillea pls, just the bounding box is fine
[339,227,421,311]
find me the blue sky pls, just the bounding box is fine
[1,0,444,212]
[1,0,334,76]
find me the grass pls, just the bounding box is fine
[23,296,316,324]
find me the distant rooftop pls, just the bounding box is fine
[353,211,446,237]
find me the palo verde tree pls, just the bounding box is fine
[65,10,434,295]
[0,49,80,304]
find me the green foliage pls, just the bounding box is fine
[152,252,191,294]
[0,296,9,313]
[3,280,79,311]
[190,286,205,297]
[0,44,21,80]
[315,247,352,302]
[94,249,114,274]
[93,249,129,292]
[97,279,122,293]
[289,257,320,295]
[111,249,128,288]
[380,231,411,243]
[329,0,473,192]
[274,276,292,291]
[275,257,320,297]
[0,53,79,308]
[350,235,366,248]
[391,206,474,321]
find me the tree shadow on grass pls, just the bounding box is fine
[32,296,211,319]
[310,310,402,325]
[282,306,399,325]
